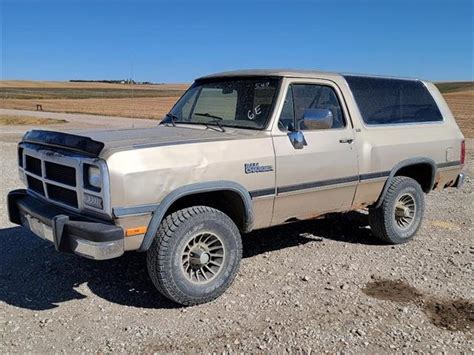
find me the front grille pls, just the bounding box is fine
[25,156,42,176]
[23,152,79,209]
[20,147,105,213]
[27,175,45,196]
[47,184,78,208]
[45,161,76,186]
[18,147,24,167]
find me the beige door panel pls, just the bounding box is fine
[271,79,359,225]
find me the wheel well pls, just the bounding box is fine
[165,190,247,231]
[394,163,434,193]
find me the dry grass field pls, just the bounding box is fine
[0,97,179,119]
[0,81,187,119]
[0,80,472,137]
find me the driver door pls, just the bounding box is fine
[271,79,359,225]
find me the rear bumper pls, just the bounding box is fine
[8,189,124,260]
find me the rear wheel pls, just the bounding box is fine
[369,176,425,244]
[146,206,242,306]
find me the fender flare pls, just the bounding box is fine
[138,181,254,252]
[375,157,437,208]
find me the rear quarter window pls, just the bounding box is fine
[344,76,443,125]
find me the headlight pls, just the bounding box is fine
[86,165,102,189]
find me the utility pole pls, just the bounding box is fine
[130,61,134,98]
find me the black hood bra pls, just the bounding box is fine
[22,130,105,157]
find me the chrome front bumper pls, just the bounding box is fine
[455,172,465,189]
[8,189,124,260]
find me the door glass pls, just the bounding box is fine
[279,86,295,131]
[279,84,346,131]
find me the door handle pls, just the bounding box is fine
[339,138,354,144]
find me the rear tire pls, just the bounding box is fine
[369,176,425,244]
[146,206,242,306]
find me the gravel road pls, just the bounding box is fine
[0,110,472,353]
[0,108,158,141]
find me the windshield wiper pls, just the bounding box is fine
[195,112,224,120]
[205,119,226,132]
[194,112,226,132]
[162,113,179,126]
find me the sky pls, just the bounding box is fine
[1,0,473,83]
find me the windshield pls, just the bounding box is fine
[164,77,280,130]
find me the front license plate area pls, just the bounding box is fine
[22,213,54,242]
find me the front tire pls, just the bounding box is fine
[369,176,425,244]
[147,206,242,306]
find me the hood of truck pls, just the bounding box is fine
[22,125,264,157]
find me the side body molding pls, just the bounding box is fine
[138,181,254,252]
[375,157,437,208]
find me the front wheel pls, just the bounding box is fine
[147,206,242,306]
[369,176,425,244]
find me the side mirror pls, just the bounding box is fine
[288,131,307,150]
[299,109,333,130]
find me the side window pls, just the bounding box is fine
[278,84,346,131]
[344,76,443,125]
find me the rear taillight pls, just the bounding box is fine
[461,140,466,166]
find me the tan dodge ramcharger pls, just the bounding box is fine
[8,70,466,305]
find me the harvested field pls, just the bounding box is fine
[0,81,187,119]
[0,97,178,120]
[442,90,474,138]
[435,81,474,94]
[0,88,185,100]
[0,81,186,100]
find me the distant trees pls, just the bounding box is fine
[69,79,159,85]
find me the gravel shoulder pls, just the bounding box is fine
[0,108,158,138]
[0,112,472,353]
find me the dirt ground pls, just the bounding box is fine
[0,109,472,353]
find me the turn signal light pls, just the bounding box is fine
[126,226,147,237]
[83,193,103,209]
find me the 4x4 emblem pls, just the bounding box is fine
[244,163,273,174]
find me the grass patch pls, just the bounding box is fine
[435,81,474,93]
[0,115,67,125]
[0,88,185,100]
